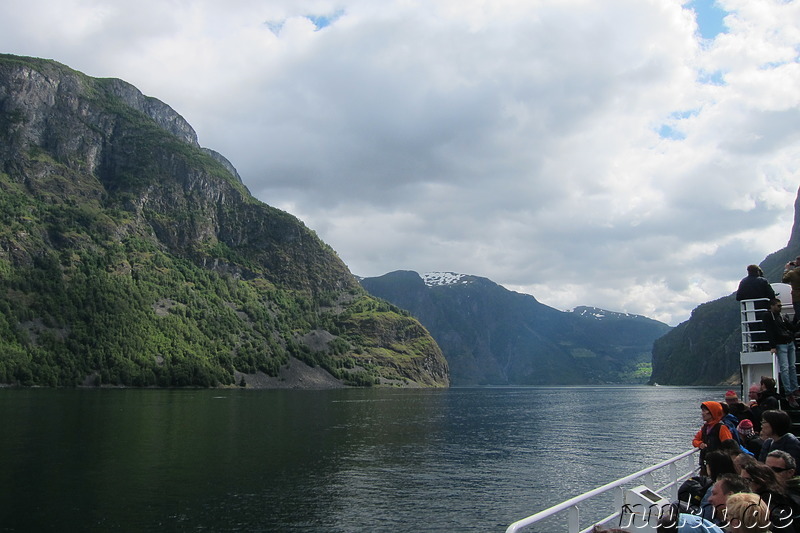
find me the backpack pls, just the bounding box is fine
[677,476,713,513]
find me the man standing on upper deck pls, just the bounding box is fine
[737,265,776,349]
[736,264,775,303]
[782,256,800,321]
[762,298,800,406]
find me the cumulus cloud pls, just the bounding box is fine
[1,0,798,325]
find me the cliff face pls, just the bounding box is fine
[0,54,448,388]
[649,186,800,385]
[361,271,670,385]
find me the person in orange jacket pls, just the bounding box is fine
[693,401,733,474]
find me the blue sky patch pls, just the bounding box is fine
[305,10,345,31]
[657,124,687,140]
[698,69,726,85]
[688,0,729,40]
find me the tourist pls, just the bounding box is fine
[736,265,775,304]
[736,265,776,348]
[751,377,781,428]
[759,410,800,465]
[736,420,762,457]
[693,401,734,473]
[765,450,797,484]
[705,474,750,526]
[725,390,751,422]
[765,450,800,515]
[723,492,772,533]
[733,453,757,476]
[699,451,737,515]
[740,462,797,533]
[782,257,800,320]
[748,385,761,408]
[762,298,799,407]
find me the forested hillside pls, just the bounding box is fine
[0,54,449,388]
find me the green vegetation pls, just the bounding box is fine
[0,54,449,388]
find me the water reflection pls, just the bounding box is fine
[0,386,725,532]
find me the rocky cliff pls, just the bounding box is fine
[0,54,448,388]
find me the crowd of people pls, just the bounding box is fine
[589,262,800,533]
[593,383,800,533]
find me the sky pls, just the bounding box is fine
[1,0,799,326]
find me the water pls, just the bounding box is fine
[0,385,727,532]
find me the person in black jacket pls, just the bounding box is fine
[762,298,799,405]
[736,264,775,302]
[737,264,776,349]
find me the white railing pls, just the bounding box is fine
[505,448,699,533]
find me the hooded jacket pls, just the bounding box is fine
[692,401,733,449]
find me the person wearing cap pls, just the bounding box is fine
[782,255,800,321]
[736,419,762,456]
[723,390,751,422]
[736,264,775,302]
[762,298,800,407]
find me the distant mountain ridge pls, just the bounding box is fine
[360,270,671,385]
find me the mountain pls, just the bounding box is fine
[0,54,448,388]
[649,186,800,385]
[360,271,671,385]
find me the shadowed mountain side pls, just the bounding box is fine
[650,185,800,385]
[361,271,671,385]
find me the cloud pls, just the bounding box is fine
[1,0,799,326]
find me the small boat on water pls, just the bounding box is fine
[505,286,796,533]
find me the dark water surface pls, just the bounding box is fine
[0,386,726,532]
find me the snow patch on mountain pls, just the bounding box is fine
[422,272,470,287]
[572,306,639,321]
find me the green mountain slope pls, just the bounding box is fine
[0,54,448,388]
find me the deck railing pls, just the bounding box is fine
[505,448,699,533]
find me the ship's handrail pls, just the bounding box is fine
[505,448,700,533]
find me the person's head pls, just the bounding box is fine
[748,385,759,400]
[708,473,750,513]
[766,450,796,482]
[769,298,783,313]
[737,419,755,440]
[747,264,762,276]
[741,462,783,494]
[725,390,739,405]
[760,376,776,392]
[761,409,791,438]
[733,453,757,475]
[705,450,737,480]
[718,439,742,457]
[724,492,771,533]
[701,401,723,424]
